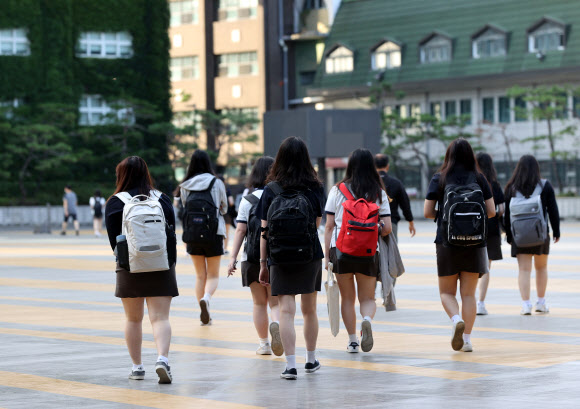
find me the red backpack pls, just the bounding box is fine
[335,183,380,262]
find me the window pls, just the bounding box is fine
[482,97,494,123]
[430,102,441,119]
[325,46,353,74]
[371,41,401,70]
[304,0,325,9]
[528,21,565,52]
[555,93,568,119]
[79,95,134,126]
[170,0,199,27]
[573,96,580,118]
[0,29,30,56]
[217,0,258,21]
[171,56,199,81]
[217,52,258,77]
[460,99,472,124]
[515,97,527,121]
[77,32,132,59]
[299,71,316,85]
[409,103,421,118]
[445,100,457,118]
[498,97,510,123]
[420,35,451,64]
[473,28,506,58]
[395,104,408,118]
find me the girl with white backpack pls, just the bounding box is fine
[504,155,560,315]
[105,156,178,384]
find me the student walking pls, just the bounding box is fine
[375,154,415,240]
[61,185,80,236]
[90,190,106,238]
[227,156,283,356]
[424,139,495,352]
[105,156,178,384]
[179,150,228,325]
[324,149,392,353]
[256,136,325,380]
[504,155,560,315]
[475,153,505,315]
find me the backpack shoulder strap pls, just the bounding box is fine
[267,181,283,196]
[205,177,217,192]
[244,194,259,206]
[115,192,132,204]
[338,183,355,201]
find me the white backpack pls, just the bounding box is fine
[509,180,547,248]
[115,190,169,273]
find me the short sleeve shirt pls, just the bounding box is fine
[235,189,263,262]
[426,170,493,245]
[63,192,78,214]
[488,181,505,237]
[324,184,391,249]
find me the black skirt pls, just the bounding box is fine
[329,247,379,277]
[115,263,179,298]
[269,259,322,296]
[436,244,488,277]
[186,235,224,257]
[241,261,260,287]
[487,234,503,261]
[511,236,550,258]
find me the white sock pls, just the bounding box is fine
[348,333,358,343]
[522,300,532,307]
[306,350,316,364]
[363,316,372,322]
[451,315,462,324]
[463,333,471,343]
[203,293,211,302]
[132,363,144,371]
[477,301,485,306]
[259,338,269,347]
[157,355,169,364]
[537,297,546,304]
[286,354,296,370]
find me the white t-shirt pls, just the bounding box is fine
[324,184,391,249]
[236,189,263,262]
[89,196,106,216]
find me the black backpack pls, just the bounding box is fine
[266,182,317,264]
[442,173,487,247]
[93,197,102,218]
[182,177,218,245]
[244,193,261,263]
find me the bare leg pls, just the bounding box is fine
[438,274,460,318]
[204,256,221,297]
[250,282,269,339]
[146,296,172,357]
[278,294,296,356]
[517,254,533,301]
[191,255,207,302]
[336,273,356,335]
[301,292,319,352]
[121,297,145,365]
[459,272,479,335]
[74,220,80,232]
[534,254,549,299]
[61,220,67,232]
[267,287,280,322]
[355,273,377,319]
[478,260,491,302]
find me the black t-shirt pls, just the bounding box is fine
[379,171,414,224]
[426,170,493,245]
[487,181,505,237]
[255,183,325,263]
[105,189,176,251]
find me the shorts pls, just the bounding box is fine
[486,234,503,261]
[64,214,77,222]
[186,235,224,257]
[329,247,379,277]
[436,244,488,277]
[241,261,260,287]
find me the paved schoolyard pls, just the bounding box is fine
[0,221,579,408]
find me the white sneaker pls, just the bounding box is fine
[534,302,549,314]
[256,344,272,355]
[476,303,488,315]
[451,320,465,351]
[347,341,360,353]
[461,341,473,352]
[520,304,532,315]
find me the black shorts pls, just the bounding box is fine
[329,247,379,277]
[64,214,77,222]
[186,236,224,257]
[241,261,260,287]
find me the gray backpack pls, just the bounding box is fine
[509,180,547,248]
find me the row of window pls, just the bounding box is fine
[169,0,258,27]
[325,18,567,74]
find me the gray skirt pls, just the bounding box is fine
[436,244,488,277]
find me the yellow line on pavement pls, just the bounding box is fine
[0,370,263,409]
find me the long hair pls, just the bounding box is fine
[476,152,498,188]
[339,149,384,203]
[505,155,542,198]
[174,149,214,197]
[438,138,481,187]
[247,156,274,189]
[267,136,322,189]
[112,156,155,197]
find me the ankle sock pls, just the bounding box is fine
[477,301,485,306]
[363,316,372,322]
[286,355,296,370]
[203,293,211,302]
[522,300,532,308]
[451,315,462,324]
[132,363,144,371]
[259,338,269,347]
[463,333,471,343]
[306,350,316,364]
[157,355,169,364]
[348,333,358,343]
[537,297,546,304]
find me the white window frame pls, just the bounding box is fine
[420,36,451,64]
[371,41,401,70]
[472,29,506,58]
[217,0,258,21]
[217,52,258,77]
[170,0,199,27]
[79,95,134,126]
[528,22,565,52]
[325,46,354,74]
[0,28,30,56]
[77,32,133,59]
[171,56,199,81]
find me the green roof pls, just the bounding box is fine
[310,0,580,92]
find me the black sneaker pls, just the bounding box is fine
[155,361,172,384]
[60,231,66,236]
[75,230,80,236]
[304,360,321,373]
[199,299,211,325]
[280,367,297,380]
[128,370,145,380]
